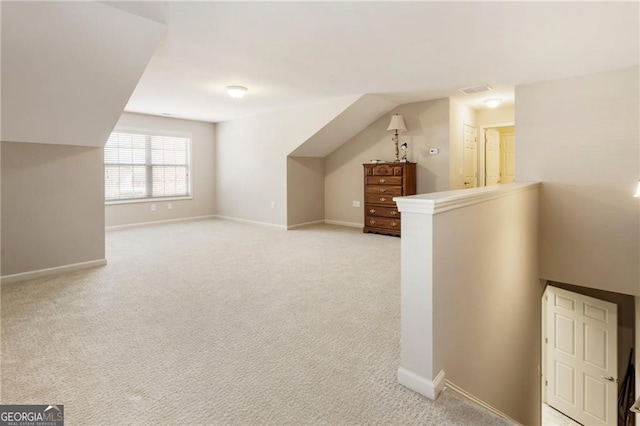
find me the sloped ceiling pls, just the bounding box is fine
[1,1,166,147]
[123,1,638,123]
[289,94,398,158]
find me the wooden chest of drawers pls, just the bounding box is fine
[363,162,416,237]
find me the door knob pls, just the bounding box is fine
[601,376,618,383]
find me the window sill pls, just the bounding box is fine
[105,196,193,206]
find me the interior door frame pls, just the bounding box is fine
[478,121,514,187]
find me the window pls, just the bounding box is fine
[104,132,191,202]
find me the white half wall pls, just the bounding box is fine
[396,183,541,425]
[517,66,640,296]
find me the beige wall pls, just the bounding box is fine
[1,142,105,276]
[324,98,450,226]
[517,66,640,296]
[105,113,216,227]
[286,157,325,227]
[397,184,541,425]
[476,105,515,129]
[216,96,361,227]
[432,186,540,424]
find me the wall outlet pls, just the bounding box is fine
[168,203,173,210]
[150,204,156,211]
[352,200,361,208]
[271,201,275,209]
[429,148,439,155]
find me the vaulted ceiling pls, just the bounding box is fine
[114,1,639,123]
[2,0,638,135]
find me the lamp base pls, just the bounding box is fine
[393,133,400,162]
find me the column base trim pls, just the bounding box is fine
[398,367,446,400]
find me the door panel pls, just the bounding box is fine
[485,129,500,185]
[500,130,515,183]
[545,286,617,426]
[463,123,477,188]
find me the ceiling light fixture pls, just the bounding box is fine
[226,85,248,99]
[484,98,503,108]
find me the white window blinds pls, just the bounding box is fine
[104,132,191,202]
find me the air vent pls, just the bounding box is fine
[458,84,492,95]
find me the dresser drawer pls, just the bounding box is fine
[364,164,403,176]
[365,205,400,218]
[365,185,402,196]
[365,176,402,186]
[365,216,401,230]
[362,162,415,238]
[365,194,397,205]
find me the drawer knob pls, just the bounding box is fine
[369,209,376,214]
[380,197,386,202]
[369,219,376,225]
[379,178,386,183]
[391,211,398,216]
[379,188,386,193]
[391,222,398,227]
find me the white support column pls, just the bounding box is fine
[395,199,445,400]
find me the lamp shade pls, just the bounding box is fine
[387,114,407,132]
[634,180,640,197]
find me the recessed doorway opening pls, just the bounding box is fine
[478,124,515,187]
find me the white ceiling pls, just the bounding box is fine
[112,1,639,123]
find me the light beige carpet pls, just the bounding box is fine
[1,219,513,425]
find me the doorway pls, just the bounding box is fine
[479,124,515,187]
[542,283,636,426]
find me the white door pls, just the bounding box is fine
[545,286,617,426]
[463,124,477,188]
[500,130,515,184]
[485,129,500,186]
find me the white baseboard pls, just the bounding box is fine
[444,380,519,425]
[1,259,108,285]
[324,220,363,228]
[287,220,325,230]
[214,215,287,229]
[106,215,216,230]
[397,367,446,400]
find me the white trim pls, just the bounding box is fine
[287,220,325,230]
[445,380,521,425]
[1,259,107,285]
[397,368,446,400]
[394,182,540,215]
[106,215,216,230]
[214,215,286,229]
[105,196,193,206]
[324,220,363,228]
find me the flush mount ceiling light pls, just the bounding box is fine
[226,85,248,99]
[484,98,503,108]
